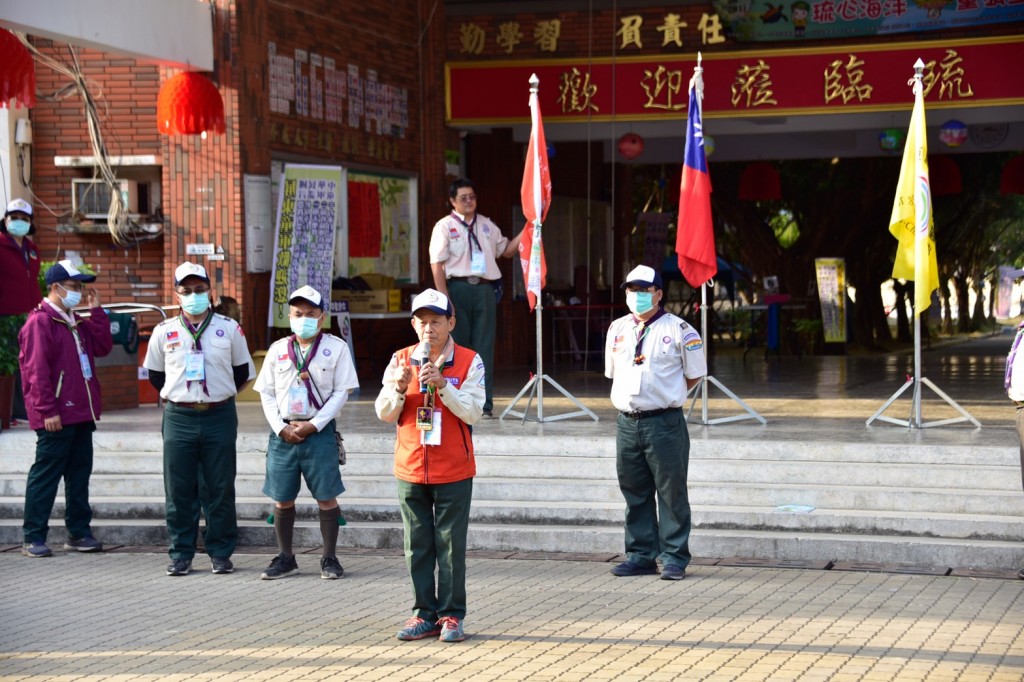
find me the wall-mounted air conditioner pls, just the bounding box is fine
[72,178,139,220]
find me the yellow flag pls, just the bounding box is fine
[889,71,939,317]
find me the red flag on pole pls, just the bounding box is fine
[676,57,717,288]
[519,73,551,312]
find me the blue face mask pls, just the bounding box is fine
[57,284,82,310]
[7,219,30,237]
[179,292,210,316]
[626,291,655,315]
[290,315,322,340]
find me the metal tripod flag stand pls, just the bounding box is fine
[501,74,598,423]
[675,55,765,426]
[866,60,979,429]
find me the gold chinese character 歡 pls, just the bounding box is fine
[459,23,486,55]
[921,50,974,100]
[557,67,599,114]
[657,13,688,48]
[496,21,523,54]
[697,13,726,45]
[535,19,562,53]
[823,55,873,104]
[617,15,644,49]
[641,65,685,111]
[731,60,778,108]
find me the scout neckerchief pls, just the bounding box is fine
[1005,320,1024,391]
[452,211,482,253]
[181,310,214,395]
[631,308,667,366]
[288,332,325,410]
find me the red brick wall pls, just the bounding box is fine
[96,364,138,411]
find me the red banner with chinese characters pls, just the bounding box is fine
[445,35,1024,125]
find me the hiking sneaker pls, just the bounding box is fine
[396,617,442,641]
[211,557,234,574]
[610,560,658,577]
[166,559,193,576]
[320,555,344,579]
[260,553,298,580]
[438,616,465,643]
[22,541,52,558]
[64,536,103,553]
[660,564,686,581]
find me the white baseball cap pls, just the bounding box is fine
[174,262,210,285]
[410,288,452,317]
[621,264,664,290]
[6,198,32,216]
[288,285,323,309]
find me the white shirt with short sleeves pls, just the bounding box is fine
[254,333,359,435]
[605,311,707,413]
[1008,325,1024,402]
[144,312,255,403]
[428,212,508,281]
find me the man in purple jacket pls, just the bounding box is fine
[19,260,113,557]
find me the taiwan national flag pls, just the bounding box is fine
[518,74,551,312]
[675,65,717,288]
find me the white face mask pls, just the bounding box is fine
[626,291,655,315]
[57,284,82,310]
[7,219,30,237]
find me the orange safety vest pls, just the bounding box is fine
[391,343,477,485]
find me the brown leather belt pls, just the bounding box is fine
[169,398,233,411]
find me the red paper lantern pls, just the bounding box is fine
[157,72,225,136]
[739,161,781,201]
[0,29,35,108]
[617,133,644,160]
[1000,155,1024,196]
[929,156,961,196]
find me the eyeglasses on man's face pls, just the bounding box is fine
[176,286,210,296]
[455,194,476,203]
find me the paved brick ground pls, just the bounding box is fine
[1,550,1022,681]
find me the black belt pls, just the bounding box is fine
[449,276,490,285]
[169,398,233,411]
[620,407,678,420]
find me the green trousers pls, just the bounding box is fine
[396,477,473,621]
[23,422,96,543]
[448,279,496,412]
[615,409,692,569]
[162,400,238,560]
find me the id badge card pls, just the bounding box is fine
[288,385,309,416]
[416,406,434,431]
[470,248,486,275]
[79,352,93,380]
[420,410,442,445]
[184,350,206,381]
[624,364,643,396]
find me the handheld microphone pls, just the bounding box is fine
[419,341,431,393]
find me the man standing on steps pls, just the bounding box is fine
[1004,317,1024,580]
[144,262,254,577]
[253,285,359,581]
[429,178,521,418]
[604,265,706,581]
[19,260,112,557]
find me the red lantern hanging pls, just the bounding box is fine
[157,72,225,136]
[929,156,961,196]
[1000,155,1024,196]
[0,29,35,108]
[617,133,644,160]
[738,161,781,201]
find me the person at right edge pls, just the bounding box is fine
[374,288,485,643]
[604,265,706,581]
[1004,317,1024,580]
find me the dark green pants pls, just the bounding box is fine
[162,400,238,560]
[23,422,96,543]
[448,279,496,411]
[615,409,691,569]
[396,477,473,621]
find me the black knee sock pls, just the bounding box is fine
[319,506,340,557]
[274,505,296,557]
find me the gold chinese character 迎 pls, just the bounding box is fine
[731,59,778,108]
[617,15,644,49]
[921,50,974,100]
[535,19,562,53]
[557,67,599,114]
[641,65,685,110]
[459,23,486,55]
[697,13,726,45]
[496,21,523,54]
[657,13,688,48]
[823,54,873,104]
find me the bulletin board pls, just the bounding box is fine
[341,170,417,283]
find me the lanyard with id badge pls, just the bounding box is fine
[287,335,325,417]
[462,217,487,277]
[416,356,444,446]
[68,326,93,381]
[181,312,214,395]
